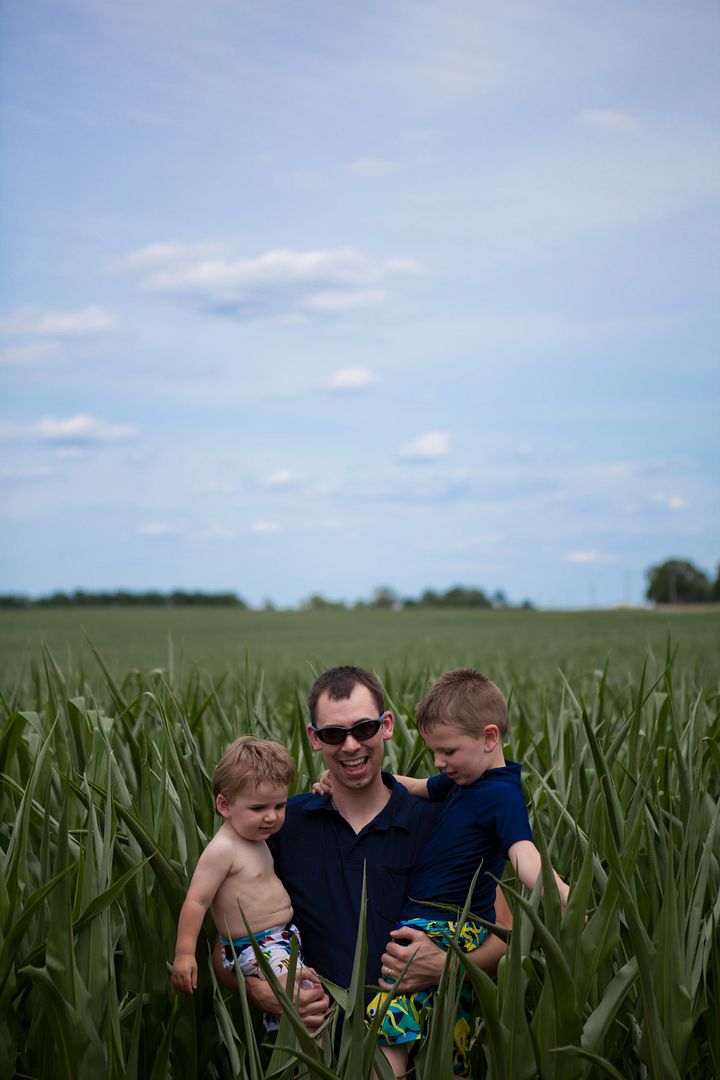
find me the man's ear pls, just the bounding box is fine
[381,711,394,740]
[483,724,500,751]
[307,724,323,751]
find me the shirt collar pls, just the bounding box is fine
[299,772,416,832]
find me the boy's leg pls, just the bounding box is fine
[381,1044,408,1078]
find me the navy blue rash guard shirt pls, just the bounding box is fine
[268,774,441,989]
[401,760,532,924]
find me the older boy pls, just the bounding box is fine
[172,736,318,1028]
[371,668,570,1077]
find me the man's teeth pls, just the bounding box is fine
[341,757,367,767]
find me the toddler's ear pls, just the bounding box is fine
[216,793,231,818]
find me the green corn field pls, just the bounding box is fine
[1,608,718,1078]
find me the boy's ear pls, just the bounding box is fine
[216,793,231,818]
[483,724,500,750]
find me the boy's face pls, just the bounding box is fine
[216,780,288,842]
[422,722,497,785]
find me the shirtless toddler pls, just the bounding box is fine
[172,736,317,1027]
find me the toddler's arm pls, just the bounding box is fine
[172,841,232,994]
[507,840,570,911]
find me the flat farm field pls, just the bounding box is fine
[1,606,719,1079]
[2,604,718,687]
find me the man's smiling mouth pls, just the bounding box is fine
[339,755,369,770]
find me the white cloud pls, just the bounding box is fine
[345,157,399,178]
[0,414,138,443]
[264,469,298,488]
[399,431,452,461]
[329,367,379,390]
[0,306,117,338]
[250,520,281,534]
[136,522,178,536]
[0,464,53,480]
[110,241,223,270]
[300,289,387,311]
[652,493,689,511]
[206,525,237,539]
[0,342,60,366]
[565,550,607,564]
[115,243,423,321]
[578,109,638,135]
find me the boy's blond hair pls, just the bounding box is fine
[212,736,296,810]
[415,668,508,738]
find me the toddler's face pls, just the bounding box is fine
[217,780,288,842]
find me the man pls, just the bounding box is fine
[213,665,510,1028]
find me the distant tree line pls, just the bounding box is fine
[0,590,247,609]
[5,562,716,610]
[646,559,720,605]
[303,585,534,611]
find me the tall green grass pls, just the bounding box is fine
[1,637,718,1077]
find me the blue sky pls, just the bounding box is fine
[2,0,718,607]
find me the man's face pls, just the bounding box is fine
[308,683,394,792]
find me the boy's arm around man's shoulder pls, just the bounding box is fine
[393,774,430,799]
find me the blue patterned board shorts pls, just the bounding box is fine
[367,916,489,1076]
[221,921,305,1031]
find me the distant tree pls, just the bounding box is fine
[442,586,491,608]
[419,589,441,607]
[711,564,720,602]
[645,559,711,604]
[371,586,400,609]
[302,593,344,610]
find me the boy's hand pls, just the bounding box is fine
[172,954,198,994]
[311,770,333,796]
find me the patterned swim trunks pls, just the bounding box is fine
[366,916,489,1076]
[221,921,305,1031]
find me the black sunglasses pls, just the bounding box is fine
[310,713,386,746]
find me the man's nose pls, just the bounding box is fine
[340,730,362,750]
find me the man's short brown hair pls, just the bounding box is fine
[307,665,385,725]
[415,668,508,739]
[212,736,295,810]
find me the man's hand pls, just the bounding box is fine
[172,953,198,995]
[212,940,329,1031]
[378,926,444,992]
[378,886,512,992]
[245,972,329,1032]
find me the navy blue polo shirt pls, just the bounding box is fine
[401,760,532,924]
[269,774,441,989]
